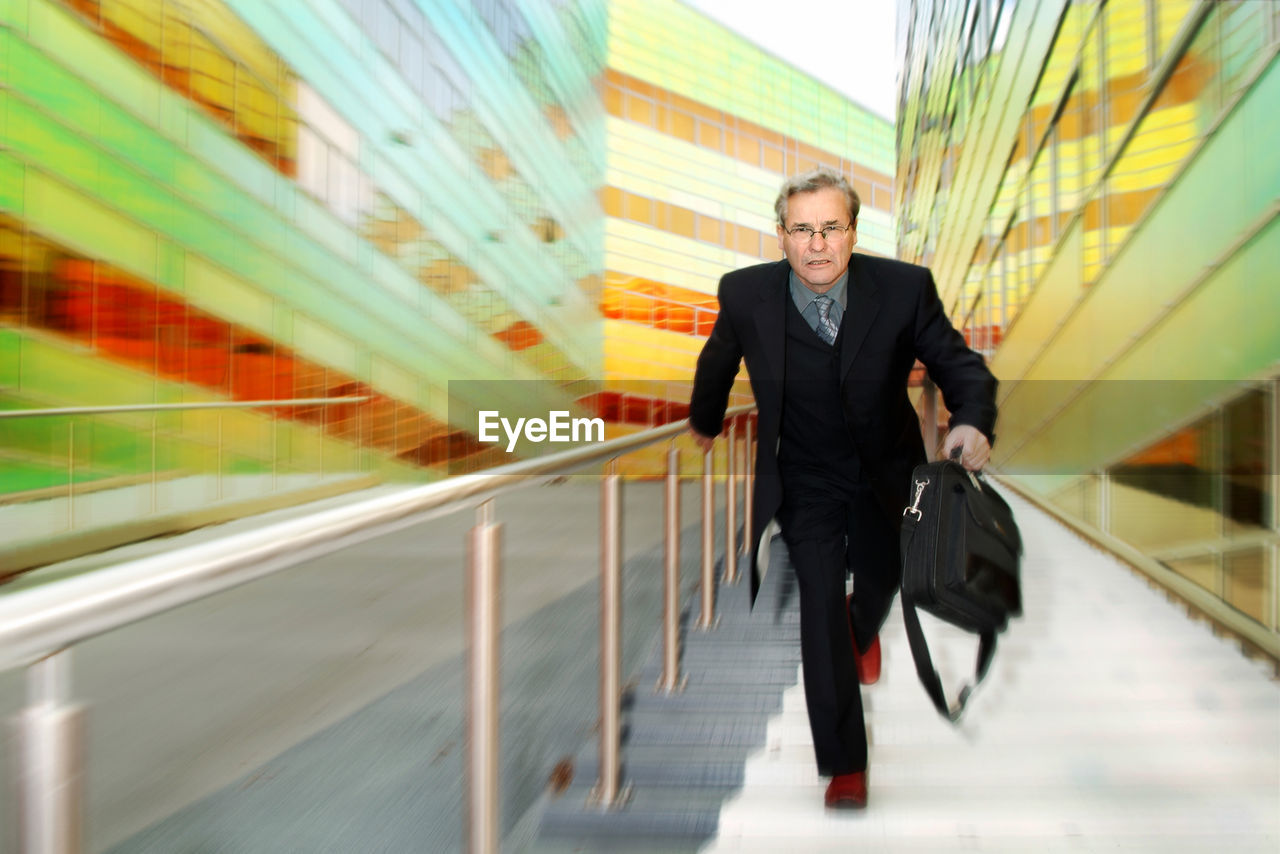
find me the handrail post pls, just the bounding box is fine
[658,442,685,693]
[921,378,938,460]
[216,414,224,500]
[271,415,279,492]
[66,421,75,530]
[150,414,158,514]
[697,446,716,629]
[16,649,85,854]
[742,416,754,560]
[466,500,502,854]
[592,460,629,806]
[724,419,738,584]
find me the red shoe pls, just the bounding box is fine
[824,771,868,809]
[854,635,881,685]
[845,595,881,685]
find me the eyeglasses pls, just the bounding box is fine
[785,224,852,242]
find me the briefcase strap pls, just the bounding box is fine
[900,597,997,723]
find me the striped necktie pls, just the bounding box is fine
[814,295,839,345]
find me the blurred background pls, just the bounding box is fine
[0,1,1276,848]
[1,0,1274,640]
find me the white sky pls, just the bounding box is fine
[680,0,900,122]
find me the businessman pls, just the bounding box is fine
[687,167,997,809]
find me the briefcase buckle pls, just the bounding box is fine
[904,478,929,520]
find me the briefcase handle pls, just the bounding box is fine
[946,444,984,492]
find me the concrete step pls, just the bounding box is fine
[735,742,1280,787]
[710,782,1280,841]
[538,782,728,843]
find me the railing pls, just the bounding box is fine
[919,382,1279,661]
[0,404,756,854]
[0,398,371,419]
[0,398,375,575]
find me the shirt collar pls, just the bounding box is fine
[788,269,849,312]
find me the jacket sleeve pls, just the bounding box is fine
[687,275,743,438]
[910,269,998,443]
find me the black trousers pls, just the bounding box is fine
[777,470,901,776]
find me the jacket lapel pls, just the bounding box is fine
[752,261,790,382]
[840,254,882,384]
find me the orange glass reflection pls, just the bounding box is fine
[602,275,719,337]
[0,218,498,472]
[61,0,298,176]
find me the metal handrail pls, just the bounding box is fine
[0,404,750,668]
[1,402,756,854]
[0,397,371,419]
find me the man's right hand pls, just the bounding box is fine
[687,425,715,454]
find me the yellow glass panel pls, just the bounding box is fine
[668,205,695,239]
[189,28,234,124]
[623,191,654,225]
[669,109,695,143]
[1224,549,1267,625]
[601,186,624,218]
[187,0,283,92]
[102,0,163,68]
[1165,555,1219,595]
[696,121,722,150]
[237,68,276,152]
[697,214,721,245]
[1155,0,1197,60]
[625,92,654,125]
[762,144,783,172]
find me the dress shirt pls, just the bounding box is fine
[789,269,848,337]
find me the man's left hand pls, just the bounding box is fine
[941,425,991,471]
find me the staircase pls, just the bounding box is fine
[529,536,803,853]
[532,491,1280,853]
[703,492,1280,852]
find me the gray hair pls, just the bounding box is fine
[774,167,861,227]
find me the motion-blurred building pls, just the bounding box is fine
[599,0,894,470]
[0,0,892,564]
[895,0,1278,639]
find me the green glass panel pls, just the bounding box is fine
[7,33,101,132]
[0,0,31,29]
[156,238,185,293]
[1241,60,1280,215]
[0,459,90,494]
[20,333,153,406]
[5,97,102,197]
[0,149,21,215]
[0,327,19,387]
[26,0,161,126]
[96,95,178,183]
[186,112,278,208]
[24,170,158,281]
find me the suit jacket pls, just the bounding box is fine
[688,254,998,604]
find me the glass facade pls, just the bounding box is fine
[602,0,895,471]
[1,0,893,561]
[0,0,606,562]
[896,0,1279,638]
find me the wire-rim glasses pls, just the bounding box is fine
[785,223,852,242]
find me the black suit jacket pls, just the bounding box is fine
[688,254,998,603]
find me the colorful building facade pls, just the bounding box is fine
[0,0,894,563]
[601,0,895,471]
[0,0,606,564]
[896,0,1279,640]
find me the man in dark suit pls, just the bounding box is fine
[687,168,996,809]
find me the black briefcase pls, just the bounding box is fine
[899,454,1022,721]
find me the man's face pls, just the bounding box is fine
[775,187,858,293]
